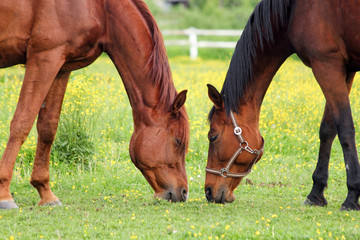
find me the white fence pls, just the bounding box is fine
[162,28,243,59]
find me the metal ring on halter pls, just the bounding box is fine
[234,126,242,135]
[220,168,228,178]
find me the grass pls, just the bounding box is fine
[0,54,359,239]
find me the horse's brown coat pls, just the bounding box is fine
[0,0,189,209]
[205,0,360,210]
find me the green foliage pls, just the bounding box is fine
[148,0,262,59]
[50,77,98,168]
[149,0,261,29]
[189,0,260,9]
[159,5,255,29]
[52,117,95,167]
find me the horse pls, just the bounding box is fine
[0,0,190,209]
[205,0,360,211]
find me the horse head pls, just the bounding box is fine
[205,84,264,203]
[129,90,189,202]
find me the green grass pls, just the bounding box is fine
[0,55,359,239]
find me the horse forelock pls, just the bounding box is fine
[218,0,294,116]
[132,0,176,112]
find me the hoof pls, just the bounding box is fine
[40,200,63,207]
[0,200,19,210]
[303,198,325,207]
[303,198,317,206]
[303,195,327,207]
[340,203,360,211]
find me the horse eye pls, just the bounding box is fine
[208,134,218,143]
[175,138,181,146]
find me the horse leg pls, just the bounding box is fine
[305,72,355,207]
[312,61,360,211]
[0,50,64,209]
[30,71,70,206]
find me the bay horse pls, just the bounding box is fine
[205,0,360,210]
[0,0,189,209]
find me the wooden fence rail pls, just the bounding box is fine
[162,28,243,59]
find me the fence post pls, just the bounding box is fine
[188,28,198,59]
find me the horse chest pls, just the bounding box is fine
[0,40,27,68]
[62,48,103,71]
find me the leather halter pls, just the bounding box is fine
[205,111,264,178]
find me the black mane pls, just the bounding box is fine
[210,0,293,119]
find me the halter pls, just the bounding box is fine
[205,111,264,178]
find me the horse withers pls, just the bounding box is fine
[205,0,360,211]
[0,0,189,209]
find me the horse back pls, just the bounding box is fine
[289,0,360,71]
[0,0,106,70]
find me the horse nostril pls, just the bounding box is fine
[181,188,188,201]
[164,189,187,202]
[167,191,173,202]
[205,187,213,202]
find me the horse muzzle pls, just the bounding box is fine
[154,187,188,202]
[205,185,235,204]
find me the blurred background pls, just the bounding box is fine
[146,0,261,59]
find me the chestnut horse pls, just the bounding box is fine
[205,0,360,210]
[0,0,189,209]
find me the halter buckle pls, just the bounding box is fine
[220,168,228,178]
[234,127,242,136]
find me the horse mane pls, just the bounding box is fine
[133,0,189,144]
[132,0,177,112]
[210,0,294,119]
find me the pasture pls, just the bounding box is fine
[0,55,359,239]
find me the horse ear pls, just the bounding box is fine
[207,84,223,109]
[172,90,187,114]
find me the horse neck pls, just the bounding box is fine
[238,38,293,128]
[224,0,296,129]
[103,0,175,122]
